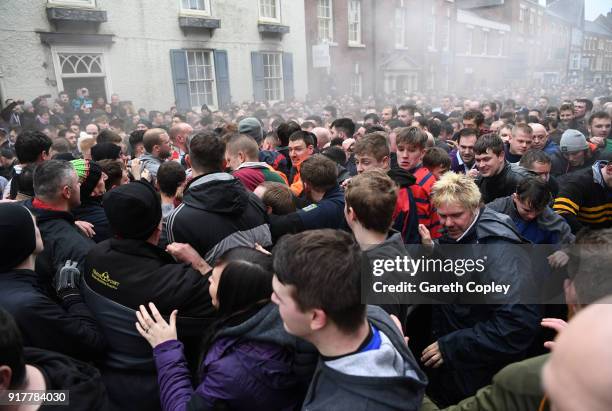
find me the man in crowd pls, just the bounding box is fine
[398,105,417,127]
[462,111,486,135]
[83,181,215,410]
[4,130,51,199]
[422,172,540,406]
[529,123,558,155]
[474,134,524,203]
[353,133,424,243]
[449,128,477,174]
[166,132,271,265]
[0,203,105,362]
[225,133,287,191]
[272,229,428,410]
[587,111,612,152]
[24,160,95,296]
[139,128,171,183]
[505,124,534,163]
[553,158,612,233]
[287,130,316,197]
[550,129,599,176]
[269,154,344,240]
[396,127,441,238]
[168,122,192,166]
[345,169,411,321]
[0,308,112,409]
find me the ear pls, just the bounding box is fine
[0,365,12,390]
[310,308,327,331]
[221,158,227,170]
[185,154,192,169]
[307,145,314,155]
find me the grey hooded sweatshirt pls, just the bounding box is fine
[302,305,427,411]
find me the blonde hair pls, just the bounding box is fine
[431,172,481,210]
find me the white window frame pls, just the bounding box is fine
[482,28,489,55]
[351,73,362,97]
[185,50,217,110]
[51,45,111,100]
[179,0,211,17]
[466,26,473,55]
[258,0,281,23]
[498,31,505,56]
[47,0,96,8]
[395,7,407,49]
[441,15,450,51]
[348,0,362,46]
[427,4,436,51]
[261,52,284,102]
[317,0,334,43]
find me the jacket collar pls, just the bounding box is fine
[187,172,234,191]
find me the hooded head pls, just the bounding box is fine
[103,181,161,240]
[238,118,263,145]
[70,159,104,200]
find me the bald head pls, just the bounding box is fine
[529,123,548,150]
[543,296,612,411]
[169,122,193,148]
[313,127,331,149]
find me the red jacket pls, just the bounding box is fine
[410,166,441,238]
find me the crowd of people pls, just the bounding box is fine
[0,83,612,411]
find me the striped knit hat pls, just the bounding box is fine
[70,158,103,200]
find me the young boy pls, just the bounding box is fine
[345,170,412,323]
[354,132,440,243]
[271,229,427,410]
[395,127,442,238]
[422,147,451,179]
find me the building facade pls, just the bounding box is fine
[0,0,308,111]
[583,20,612,84]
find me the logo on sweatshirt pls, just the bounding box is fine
[92,269,120,290]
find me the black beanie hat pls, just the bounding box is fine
[91,143,121,162]
[103,181,162,240]
[71,159,103,200]
[0,203,36,272]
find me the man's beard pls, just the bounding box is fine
[159,151,171,160]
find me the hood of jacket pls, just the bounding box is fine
[387,168,416,188]
[305,305,427,410]
[475,206,526,243]
[215,303,296,348]
[25,347,112,411]
[592,160,611,189]
[182,172,249,215]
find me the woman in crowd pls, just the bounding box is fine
[136,247,303,411]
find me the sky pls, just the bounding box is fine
[539,0,611,21]
[583,0,611,20]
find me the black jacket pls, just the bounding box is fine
[0,269,105,361]
[25,347,114,411]
[23,200,95,297]
[84,238,216,411]
[72,197,111,243]
[166,172,272,265]
[427,208,541,406]
[475,162,524,204]
[549,148,600,177]
[553,160,612,233]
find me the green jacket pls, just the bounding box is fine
[420,354,549,411]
